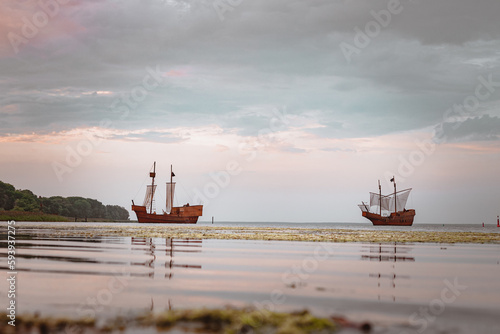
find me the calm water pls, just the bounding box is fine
[1,224,500,333]
[10,221,500,233]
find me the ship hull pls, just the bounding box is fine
[132,205,202,224]
[362,209,415,226]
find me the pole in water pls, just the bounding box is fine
[212,216,214,224]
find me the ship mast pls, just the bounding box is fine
[150,162,156,214]
[378,180,382,216]
[393,176,397,213]
[170,164,173,212]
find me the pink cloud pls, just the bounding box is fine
[0,0,87,57]
[164,70,186,77]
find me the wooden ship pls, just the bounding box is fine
[358,177,415,226]
[132,162,203,224]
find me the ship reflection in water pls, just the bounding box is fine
[362,243,415,262]
[130,237,202,310]
[131,237,202,280]
[362,243,414,302]
[2,233,500,334]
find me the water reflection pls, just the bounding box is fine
[361,243,415,262]
[131,237,202,279]
[128,238,203,311]
[1,233,499,331]
[362,243,413,302]
[0,236,202,279]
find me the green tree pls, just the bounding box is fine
[13,189,40,212]
[0,181,16,210]
[74,199,91,222]
[1,180,129,222]
[105,205,129,221]
[86,198,106,218]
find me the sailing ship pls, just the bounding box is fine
[358,177,415,226]
[131,162,203,224]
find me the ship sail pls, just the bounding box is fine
[166,182,176,213]
[369,192,391,211]
[143,185,157,208]
[388,188,411,212]
[366,188,412,213]
[358,203,369,212]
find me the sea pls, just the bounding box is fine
[1,221,499,333]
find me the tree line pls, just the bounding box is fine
[0,181,129,221]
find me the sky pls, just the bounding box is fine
[1,0,499,224]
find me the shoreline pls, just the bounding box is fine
[0,211,130,223]
[7,223,500,244]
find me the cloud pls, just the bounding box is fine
[1,0,500,144]
[0,127,186,144]
[437,114,500,142]
[321,147,356,153]
[106,130,186,144]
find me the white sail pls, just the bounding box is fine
[369,192,391,211]
[388,188,411,212]
[358,203,369,212]
[367,188,411,213]
[143,185,157,208]
[166,182,176,213]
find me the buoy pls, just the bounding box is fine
[212,216,214,225]
[482,222,484,227]
[497,215,499,227]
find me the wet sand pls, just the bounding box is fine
[1,224,500,333]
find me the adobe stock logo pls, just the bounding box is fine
[339,0,404,63]
[211,0,244,21]
[385,73,500,184]
[405,278,467,333]
[52,66,165,182]
[7,0,72,54]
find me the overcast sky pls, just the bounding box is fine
[1,0,499,223]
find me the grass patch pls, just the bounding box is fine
[0,211,71,222]
[0,308,337,334]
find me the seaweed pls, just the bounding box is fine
[0,308,337,334]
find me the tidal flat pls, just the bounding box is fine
[13,223,500,243]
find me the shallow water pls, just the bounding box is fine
[1,227,500,333]
[14,220,500,233]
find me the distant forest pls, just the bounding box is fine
[0,181,129,221]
